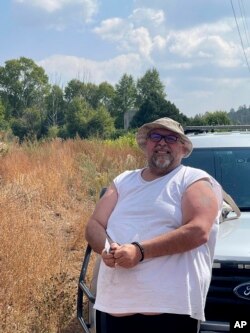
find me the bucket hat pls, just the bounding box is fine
[136,117,193,158]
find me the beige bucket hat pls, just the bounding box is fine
[136,117,193,158]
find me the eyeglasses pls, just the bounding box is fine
[148,132,182,144]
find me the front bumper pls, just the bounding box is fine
[200,321,229,332]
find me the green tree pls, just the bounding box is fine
[84,83,99,109]
[0,57,49,118]
[189,111,231,126]
[11,118,27,141]
[112,74,137,128]
[203,111,231,125]
[65,97,94,138]
[136,68,166,108]
[130,92,188,128]
[188,114,206,126]
[64,79,99,109]
[11,107,42,141]
[97,82,115,111]
[86,106,115,139]
[0,100,9,130]
[45,85,65,128]
[228,105,250,124]
[64,79,83,102]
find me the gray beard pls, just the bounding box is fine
[150,154,172,169]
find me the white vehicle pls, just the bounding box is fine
[77,125,250,333]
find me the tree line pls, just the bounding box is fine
[0,57,249,142]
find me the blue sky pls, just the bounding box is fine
[1,0,250,117]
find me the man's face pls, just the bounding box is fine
[145,129,186,173]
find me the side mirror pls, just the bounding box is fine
[221,190,241,223]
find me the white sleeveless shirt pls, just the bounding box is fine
[94,165,222,321]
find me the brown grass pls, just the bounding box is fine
[0,138,144,333]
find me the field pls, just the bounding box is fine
[0,137,145,333]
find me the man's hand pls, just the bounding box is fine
[102,243,142,268]
[101,242,119,268]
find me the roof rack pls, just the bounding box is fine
[184,125,250,134]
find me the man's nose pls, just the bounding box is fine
[157,137,167,144]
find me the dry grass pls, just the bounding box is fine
[0,137,145,333]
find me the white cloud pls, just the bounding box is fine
[129,8,165,27]
[14,0,99,23]
[37,53,145,86]
[93,18,130,41]
[161,62,193,70]
[166,20,242,68]
[93,12,165,59]
[92,11,242,69]
[153,35,167,50]
[15,0,65,13]
[121,27,153,58]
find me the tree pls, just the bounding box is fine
[96,82,115,111]
[130,91,188,128]
[11,107,42,141]
[64,79,83,102]
[203,111,231,125]
[45,85,65,128]
[189,111,232,126]
[112,74,137,128]
[64,79,100,109]
[0,57,49,118]
[136,68,166,108]
[84,83,100,109]
[65,97,94,138]
[228,105,250,124]
[11,118,27,141]
[86,106,115,139]
[0,100,9,130]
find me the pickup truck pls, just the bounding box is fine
[77,125,250,333]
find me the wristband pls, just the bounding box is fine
[131,242,144,262]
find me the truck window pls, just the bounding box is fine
[183,149,215,177]
[183,148,250,211]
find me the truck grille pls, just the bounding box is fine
[205,260,250,321]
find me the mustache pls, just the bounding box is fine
[153,149,170,153]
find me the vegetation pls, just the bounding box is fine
[228,105,250,124]
[1,57,249,143]
[189,111,231,126]
[0,136,145,333]
[0,57,249,332]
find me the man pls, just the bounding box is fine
[85,117,223,333]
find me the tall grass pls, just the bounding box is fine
[0,137,145,333]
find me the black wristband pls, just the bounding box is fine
[131,242,144,262]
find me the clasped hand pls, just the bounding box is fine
[102,243,141,268]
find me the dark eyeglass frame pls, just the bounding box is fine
[147,132,183,144]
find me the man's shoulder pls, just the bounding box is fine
[114,169,142,182]
[182,164,209,176]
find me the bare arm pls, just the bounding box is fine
[140,179,219,259]
[85,183,118,254]
[113,178,220,267]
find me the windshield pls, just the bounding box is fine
[183,148,250,211]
